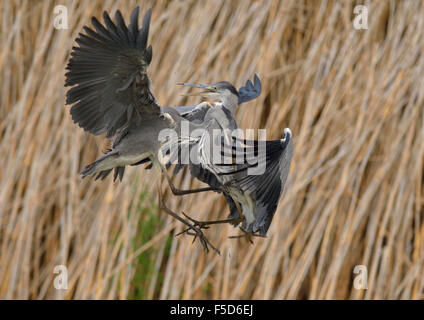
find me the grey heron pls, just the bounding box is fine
[65,7,222,253]
[64,6,293,252]
[163,82,294,238]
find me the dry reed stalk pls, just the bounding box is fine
[0,0,422,299]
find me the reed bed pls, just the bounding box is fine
[0,0,423,299]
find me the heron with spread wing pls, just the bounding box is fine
[65,7,293,253]
[163,82,293,238]
[65,7,225,253]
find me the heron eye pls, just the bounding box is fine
[213,86,218,91]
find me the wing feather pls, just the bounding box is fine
[65,7,159,138]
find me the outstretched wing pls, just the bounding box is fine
[238,74,261,105]
[219,129,293,235]
[65,7,159,138]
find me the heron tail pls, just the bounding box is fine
[80,150,122,181]
[80,161,98,178]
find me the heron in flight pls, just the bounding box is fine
[65,7,227,252]
[163,82,293,238]
[65,6,293,252]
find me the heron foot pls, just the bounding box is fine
[176,213,220,255]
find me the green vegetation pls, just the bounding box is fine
[129,192,162,299]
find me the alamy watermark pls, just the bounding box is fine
[158,123,274,176]
[53,265,68,290]
[353,265,368,290]
[53,5,68,30]
[353,5,368,30]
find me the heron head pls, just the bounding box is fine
[178,81,239,100]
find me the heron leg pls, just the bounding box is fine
[163,169,221,195]
[176,212,244,237]
[157,181,220,255]
[176,199,246,237]
[228,228,266,244]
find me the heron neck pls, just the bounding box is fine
[220,94,238,115]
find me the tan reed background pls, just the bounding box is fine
[0,0,423,299]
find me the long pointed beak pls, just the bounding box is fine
[179,91,211,97]
[177,83,209,89]
[177,83,214,97]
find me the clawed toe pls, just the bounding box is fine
[175,215,220,255]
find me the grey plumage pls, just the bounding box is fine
[65,6,293,246]
[65,7,184,181]
[165,81,293,236]
[219,129,293,235]
[148,77,261,178]
[66,8,157,139]
[195,111,293,236]
[172,75,261,123]
[66,7,228,254]
[175,103,211,124]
